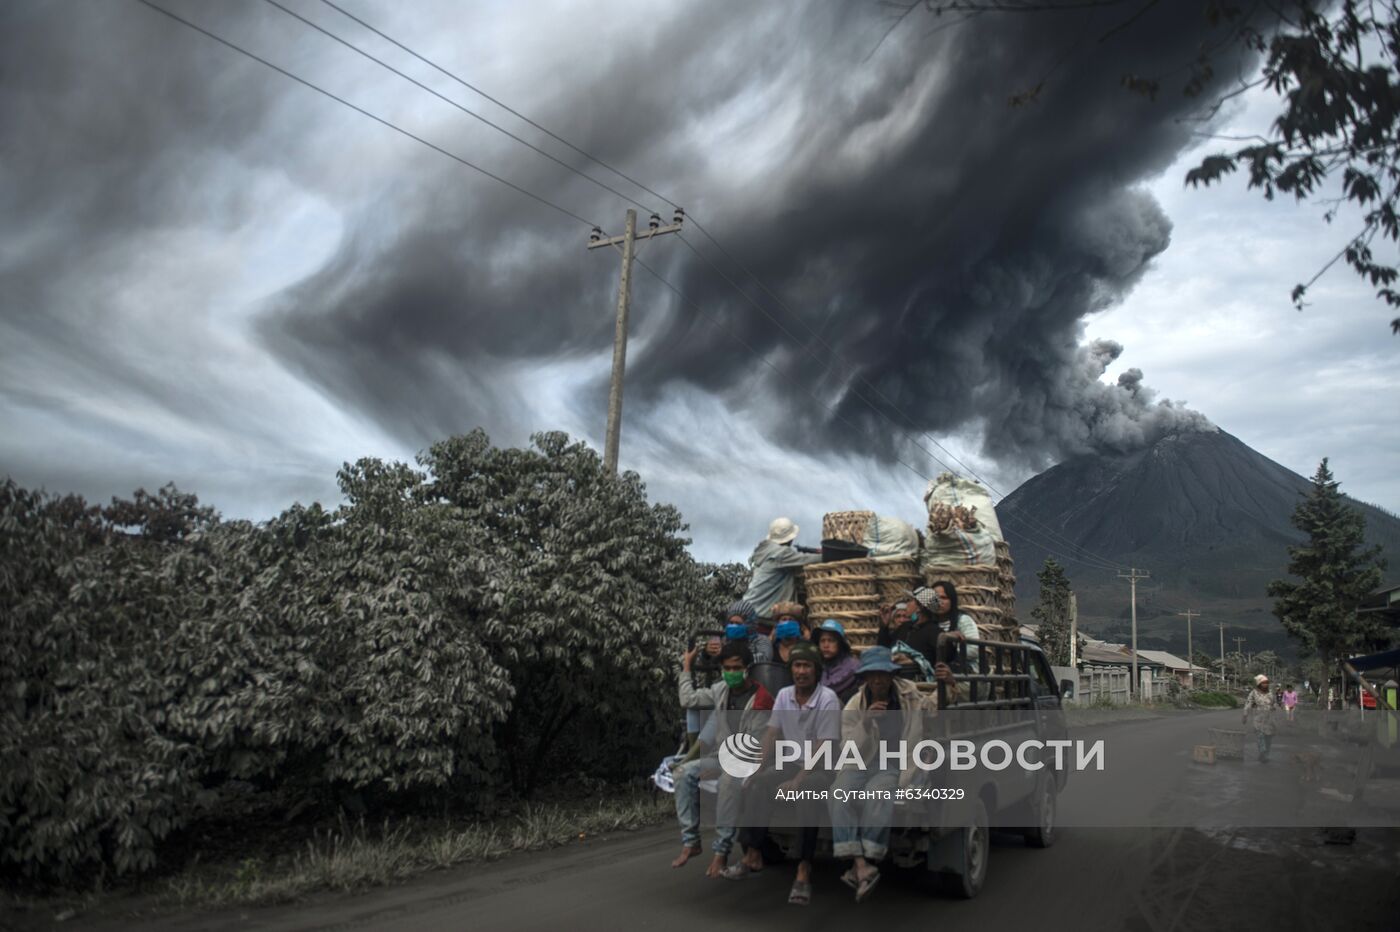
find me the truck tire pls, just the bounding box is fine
[1021,773,1057,849]
[930,798,990,899]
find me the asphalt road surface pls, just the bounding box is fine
[53,711,1400,931]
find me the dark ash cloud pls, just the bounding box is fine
[2,0,1245,513]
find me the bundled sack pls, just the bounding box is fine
[922,501,996,567]
[923,473,1003,542]
[860,515,919,558]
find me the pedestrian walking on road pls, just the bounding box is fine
[1243,674,1277,762]
[1282,684,1298,722]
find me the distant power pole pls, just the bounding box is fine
[1219,622,1226,687]
[1118,568,1150,697]
[1234,636,1247,686]
[1177,609,1200,688]
[588,207,684,473]
[1069,591,1079,667]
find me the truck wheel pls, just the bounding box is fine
[1022,774,1057,849]
[931,798,990,899]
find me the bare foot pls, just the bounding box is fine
[743,850,765,871]
[671,845,702,868]
[705,854,727,878]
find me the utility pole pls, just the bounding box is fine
[1177,609,1200,688]
[1118,568,1149,698]
[1234,637,1247,687]
[588,207,684,473]
[1219,622,1226,688]
[1069,591,1079,667]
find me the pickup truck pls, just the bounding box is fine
[759,636,1072,899]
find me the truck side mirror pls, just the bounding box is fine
[1060,679,1075,700]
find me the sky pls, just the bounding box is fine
[2,0,1397,563]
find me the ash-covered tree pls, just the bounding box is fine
[1269,458,1387,683]
[1031,557,1075,666]
[422,430,705,793]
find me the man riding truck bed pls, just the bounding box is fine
[741,517,821,634]
[673,642,776,876]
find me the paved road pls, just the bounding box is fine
[61,710,1400,931]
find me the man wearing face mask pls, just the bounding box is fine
[673,642,775,875]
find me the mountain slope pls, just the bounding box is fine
[998,429,1400,658]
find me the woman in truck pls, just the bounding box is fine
[814,619,860,703]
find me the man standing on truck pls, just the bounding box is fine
[725,641,840,907]
[741,518,822,632]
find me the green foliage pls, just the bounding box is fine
[1180,1,1400,331]
[1269,459,1387,675]
[1030,557,1074,666]
[0,430,717,882]
[1190,691,1239,709]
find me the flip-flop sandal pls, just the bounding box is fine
[840,868,858,890]
[788,880,812,906]
[721,863,761,880]
[855,869,881,903]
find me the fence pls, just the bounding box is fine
[1060,665,1132,705]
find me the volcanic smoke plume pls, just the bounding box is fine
[1,0,1236,489]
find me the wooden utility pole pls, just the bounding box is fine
[1219,622,1226,688]
[1234,636,1247,687]
[1069,592,1079,667]
[1118,568,1149,697]
[1177,609,1200,688]
[588,207,684,473]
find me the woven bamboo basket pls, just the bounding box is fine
[818,611,881,632]
[847,630,881,649]
[822,510,875,544]
[872,556,918,578]
[809,595,881,611]
[976,623,1020,644]
[804,558,875,583]
[805,577,879,600]
[994,540,1011,561]
[924,564,1000,590]
[955,585,1002,608]
[876,577,921,604]
[963,604,1004,627]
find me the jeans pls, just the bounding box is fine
[829,768,900,861]
[737,766,836,862]
[673,756,741,855]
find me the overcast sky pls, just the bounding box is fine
[3,0,1397,563]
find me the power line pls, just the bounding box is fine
[305,0,1129,572]
[260,0,664,217]
[131,0,601,230]
[137,0,1126,576]
[316,0,682,212]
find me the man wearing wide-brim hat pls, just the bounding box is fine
[829,646,938,903]
[740,518,821,630]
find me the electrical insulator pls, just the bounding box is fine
[589,227,602,243]
[649,213,661,231]
[673,207,685,226]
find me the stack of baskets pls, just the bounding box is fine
[803,558,881,648]
[822,509,874,544]
[922,549,1021,644]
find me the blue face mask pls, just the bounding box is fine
[909,611,919,623]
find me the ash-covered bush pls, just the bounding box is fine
[1,431,714,881]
